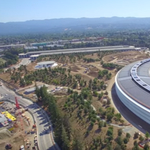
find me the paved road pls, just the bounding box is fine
[14,58,31,68]
[112,84,150,134]
[0,85,59,150]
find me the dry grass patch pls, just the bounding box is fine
[84,53,99,59]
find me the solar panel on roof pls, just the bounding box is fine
[130,58,150,92]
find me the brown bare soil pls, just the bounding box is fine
[0,73,11,82]
[70,65,80,72]
[0,135,25,150]
[26,62,37,71]
[84,53,99,59]
[87,71,98,78]
[103,51,149,66]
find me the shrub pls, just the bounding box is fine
[134,132,139,139]
[116,136,123,145]
[139,135,144,142]
[123,137,129,144]
[118,129,122,136]
[126,133,131,139]
[145,131,150,139]
[114,145,121,150]
[104,121,107,127]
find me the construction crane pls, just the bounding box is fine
[15,97,24,131]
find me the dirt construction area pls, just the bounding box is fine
[0,102,37,150]
[103,51,149,66]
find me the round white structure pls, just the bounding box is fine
[115,58,150,124]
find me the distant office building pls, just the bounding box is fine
[45,44,64,48]
[0,44,25,49]
[31,42,48,47]
[25,46,38,50]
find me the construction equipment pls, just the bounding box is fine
[0,101,4,104]
[5,143,12,149]
[32,124,36,128]
[15,97,24,131]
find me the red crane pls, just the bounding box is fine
[15,97,24,131]
[15,97,20,109]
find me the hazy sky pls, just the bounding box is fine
[1,0,150,22]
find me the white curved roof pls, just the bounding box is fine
[37,61,55,65]
[30,54,39,57]
[117,58,150,109]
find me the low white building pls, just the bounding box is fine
[30,54,39,61]
[35,61,58,69]
[19,53,27,59]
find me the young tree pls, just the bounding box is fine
[126,133,131,139]
[72,132,84,150]
[20,78,25,87]
[107,98,111,105]
[106,113,113,122]
[132,142,140,150]
[115,113,122,122]
[106,143,113,150]
[123,137,129,144]
[114,145,121,150]
[103,121,107,127]
[134,132,139,139]
[61,125,70,150]
[144,144,150,150]
[93,90,98,97]
[98,92,103,100]
[98,121,103,129]
[145,132,150,139]
[116,136,123,145]
[139,135,144,142]
[120,119,125,125]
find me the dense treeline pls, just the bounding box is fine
[1,30,150,48]
[0,49,20,69]
[101,61,123,71]
[35,86,83,150]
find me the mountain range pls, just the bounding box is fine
[1,17,150,35]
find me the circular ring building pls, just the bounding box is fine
[115,58,150,124]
